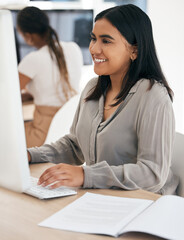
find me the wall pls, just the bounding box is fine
[147,0,184,133]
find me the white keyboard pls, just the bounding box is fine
[24,177,77,199]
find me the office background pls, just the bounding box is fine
[3,0,184,134]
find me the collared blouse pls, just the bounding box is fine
[29,78,179,194]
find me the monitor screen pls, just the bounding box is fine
[11,9,93,65]
[0,9,30,192]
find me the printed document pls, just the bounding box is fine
[39,192,184,239]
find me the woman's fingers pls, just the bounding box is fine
[38,163,84,188]
[49,179,71,189]
[41,173,68,187]
[38,164,67,185]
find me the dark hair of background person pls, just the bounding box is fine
[17,6,76,100]
[86,4,173,104]
[14,28,21,63]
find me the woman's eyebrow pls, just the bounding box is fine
[99,34,115,40]
[90,32,95,37]
[90,32,115,40]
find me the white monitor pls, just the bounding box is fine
[0,9,30,192]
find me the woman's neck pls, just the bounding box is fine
[109,76,123,93]
[35,41,47,49]
[32,34,47,49]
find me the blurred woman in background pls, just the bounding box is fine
[17,6,83,147]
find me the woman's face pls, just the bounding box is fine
[17,27,34,46]
[89,18,137,81]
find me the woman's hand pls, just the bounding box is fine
[38,163,84,188]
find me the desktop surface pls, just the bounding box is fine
[0,163,162,240]
[22,100,35,122]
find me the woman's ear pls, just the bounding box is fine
[130,45,138,61]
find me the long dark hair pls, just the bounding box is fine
[17,6,75,101]
[86,4,173,104]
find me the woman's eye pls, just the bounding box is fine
[102,39,111,44]
[90,36,96,42]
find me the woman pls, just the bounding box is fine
[28,4,179,195]
[17,7,83,147]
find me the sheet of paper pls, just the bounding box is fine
[123,195,184,240]
[39,192,153,237]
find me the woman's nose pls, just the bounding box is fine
[89,41,102,55]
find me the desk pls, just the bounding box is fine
[0,163,163,240]
[22,101,35,121]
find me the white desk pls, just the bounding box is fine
[0,163,163,240]
[22,101,35,121]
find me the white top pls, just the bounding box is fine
[18,41,83,106]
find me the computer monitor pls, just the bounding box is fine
[11,9,93,65]
[0,9,30,192]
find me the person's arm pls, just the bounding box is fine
[19,72,31,90]
[19,72,33,102]
[28,143,85,188]
[18,51,37,91]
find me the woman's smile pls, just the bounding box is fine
[93,57,108,64]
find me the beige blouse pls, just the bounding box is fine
[29,78,179,195]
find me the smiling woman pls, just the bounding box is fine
[28,4,179,196]
[89,19,137,82]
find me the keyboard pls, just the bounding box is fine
[24,177,77,199]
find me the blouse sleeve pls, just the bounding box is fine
[82,89,175,193]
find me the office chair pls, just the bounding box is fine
[44,94,80,144]
[171,132,184,197]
